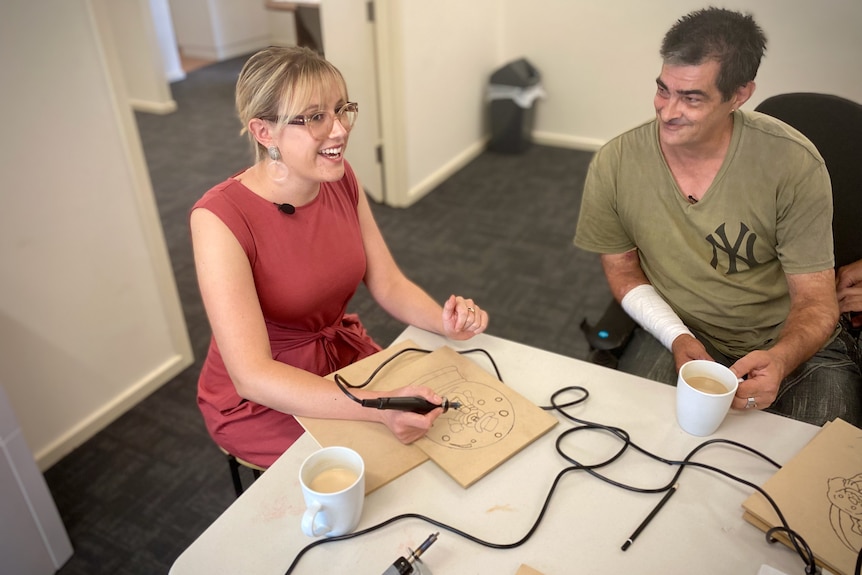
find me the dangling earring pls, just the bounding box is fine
[266,145,289,183]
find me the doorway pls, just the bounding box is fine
[319,0,385,203]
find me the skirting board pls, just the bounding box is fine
[130,98,178,115]
[166,69,187,84]
[532,130,605,152]
[35,353,193,471]
[179,36,270,63]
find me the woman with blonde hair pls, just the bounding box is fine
[190,46,488,468]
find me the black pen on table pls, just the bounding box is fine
[621,483,679,551]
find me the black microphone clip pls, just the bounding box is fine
[275,202,295,215]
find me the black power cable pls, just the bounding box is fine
[285,348,855,575]
[333,346,503,398]
[333,347,502,414]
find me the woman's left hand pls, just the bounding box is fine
[442,295,488,340]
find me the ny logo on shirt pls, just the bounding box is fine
[706,222,761,274]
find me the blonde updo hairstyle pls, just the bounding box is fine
[235,46,349,162]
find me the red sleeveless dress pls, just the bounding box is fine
[193,162,381,467]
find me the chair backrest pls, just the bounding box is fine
[754,93,862,269]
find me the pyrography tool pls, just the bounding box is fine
[381,532,439,575]
[360,396,461,415]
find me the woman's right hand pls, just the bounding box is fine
[375,385,443,444]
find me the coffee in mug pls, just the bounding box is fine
[299,446,365,537]
[685,376,728,395]
[676,360,740,436]
[308,467,359,493]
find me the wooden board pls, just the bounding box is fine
[297,340,429,494]
[741,418,862,575]
[299,342,558,491]
[404,347,558,488]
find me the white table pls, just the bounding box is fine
[170,327,820,575]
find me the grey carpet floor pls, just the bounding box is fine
[43,53,607,574]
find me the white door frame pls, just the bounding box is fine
[320,0,387,203]
[370,0,410,207]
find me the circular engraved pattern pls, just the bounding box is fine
[425,378,515,449]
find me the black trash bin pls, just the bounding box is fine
[487,58,544,154]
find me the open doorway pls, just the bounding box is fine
[265,0,324,54]
[178,51,214,73]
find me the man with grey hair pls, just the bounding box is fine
[575,7,861,426]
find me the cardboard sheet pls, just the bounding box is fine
[298,342,557,492]
[741,418,862,575]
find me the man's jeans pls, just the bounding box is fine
[617,325,862,427]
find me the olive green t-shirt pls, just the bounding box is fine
[574,110,834,358]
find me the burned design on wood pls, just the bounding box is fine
[411,365,515,449]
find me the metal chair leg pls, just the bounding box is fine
[218,446,266,497]
[226,453,244,497]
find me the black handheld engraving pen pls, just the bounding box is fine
[361,396,461,415]
[621,483,679,551]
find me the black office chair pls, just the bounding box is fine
[581,92,862,366]
[580,299,636,368]
[754,93,862,270]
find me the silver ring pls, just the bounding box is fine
[744,397,757,410]
[466,306,475,313]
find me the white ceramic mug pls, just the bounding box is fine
[299,446,365,537]
[676,360,740,436]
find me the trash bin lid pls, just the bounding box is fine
[490,58,540,87]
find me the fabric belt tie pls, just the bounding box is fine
[269,313,381,375]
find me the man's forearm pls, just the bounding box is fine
[761,268,839,378]
[769,289,838,378]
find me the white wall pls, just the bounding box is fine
[500,0,862,149]
[401,0,501,205]
[0,384,73,573]
[169,0,216,59]
[382,0,862,207]
[0,0,193,469]
[152,0,186,83]
[380,0,501,207]
[267,8,299,47]
[106,0,178,114]
[170,0,271,61]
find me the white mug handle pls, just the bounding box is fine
[301,501,330,537]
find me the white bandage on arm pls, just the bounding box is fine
[620,284,694,351]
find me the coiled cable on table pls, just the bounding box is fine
[287,350,842,575]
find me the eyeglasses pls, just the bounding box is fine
[261,102,359,139]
